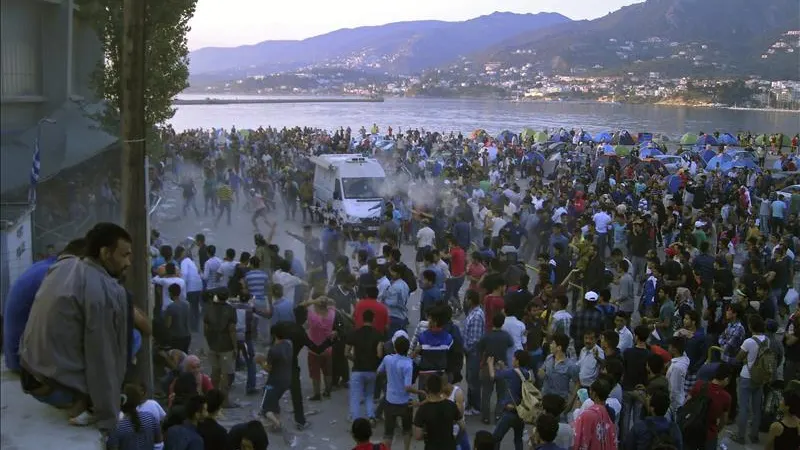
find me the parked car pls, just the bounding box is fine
[653,155,685,174]
[777,184,800,201]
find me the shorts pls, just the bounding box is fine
[383,401,413,438]
[415,246,431,263]
[208,350,235,374]
[260,384,289,414]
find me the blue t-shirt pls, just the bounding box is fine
[379,354,414,405]
[418,328,453,372]
[3,257,56,371]
[497,367,533,407]
[270,298,295,325]
[420,287,442,320]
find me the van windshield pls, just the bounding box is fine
[341,177,382,200]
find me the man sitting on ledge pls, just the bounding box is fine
[19,222,133,433]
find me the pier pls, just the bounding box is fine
[173,96,384,105]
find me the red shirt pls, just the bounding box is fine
[353,298,389,334]
[649,344,672,364]
[483,295,505,331]
[689,380,731,439]
[449,246,466,277]
[467,262,487,291]
[353,443,388,450]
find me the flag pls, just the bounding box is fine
[29,138,40,204]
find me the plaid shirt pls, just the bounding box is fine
[719,320,746,363]
[570,307,605,344]
[462,306,485,352]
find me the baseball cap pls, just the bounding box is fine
[391,330,409,344]
[584,291,599,302]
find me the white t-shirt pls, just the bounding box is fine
[491,217,508,237]
[137,399,166,422]
[272,270,303,304]
[152,276,186,311]
[417,227,435,248]
[502,316,527,354]
[739,334,768,379]
[592,211,612,234]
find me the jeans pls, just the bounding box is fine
[349,371,377,420]
[456,429,471,450]
[492,410,524,450]
[736,377,763,438]
[480,366,506,422]
[238,340,257,391]
[216,201,231,226]
[445,276,466,309]
[186,291,202,333]
[465,350,481,411]
[290,366,306,425]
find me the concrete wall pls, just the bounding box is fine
[0,0,102,133]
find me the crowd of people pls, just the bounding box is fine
[2,123,800,450]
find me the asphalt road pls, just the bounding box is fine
[151,174,764,450]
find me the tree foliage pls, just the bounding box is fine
[76,0,197,131]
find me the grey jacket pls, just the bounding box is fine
[21,257,129,431]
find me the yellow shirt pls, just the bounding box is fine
[217,185,233,202]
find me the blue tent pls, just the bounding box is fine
[601,144,615,155]
[579,131,593,143]
[549,129,571,143]
[665,175,683,194]
[640,147,664,158]
[596,132,613,143]
[706,154,733,170]
[496,130,516,143]
[699,149,717,163]
[524,151,545,165]
[697,134,718,147]
[727,159,759,171]
[718,133,738,146]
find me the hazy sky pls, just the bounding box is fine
[188,0,643,50]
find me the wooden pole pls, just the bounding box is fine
[121,0,152,393]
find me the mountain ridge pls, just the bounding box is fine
[188,11,572,81]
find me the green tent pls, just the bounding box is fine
[614,145,633,156]
[521,128,537,140]
[680,133,697,146]
[534,131,549,143]
[755,134,768,146]
[479,180,491,193]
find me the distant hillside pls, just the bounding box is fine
[188,12,571,82]
[476,0,800,79]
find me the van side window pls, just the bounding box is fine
[333,178,342,200]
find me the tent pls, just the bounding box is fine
[550,129,571,143]
[699,149,717,163]
[665,174,683,194]
[524,151,545,165]
[696,134,718,147]
[579,131,593,143]
[717,133,738,146]
[596,132,613,143]
[727,159,759,171]
[754,134,768,146]
[471,129,488,139]
[640,147,664,158]
[614,145,633,156]
[520,128,537,141]
[706,154,733,171]
[680,133,698,146]
[617,131,635,146]
[533,131,549,144]
[496,130,516,143]
[601,144,615,155]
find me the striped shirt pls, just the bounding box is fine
[417,328,453,372]
[244,269,269,299]
[217,184,234,202]
[106,411,159,450]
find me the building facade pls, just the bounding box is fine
[1,0,103,133]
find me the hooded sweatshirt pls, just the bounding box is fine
[666,353,691,413]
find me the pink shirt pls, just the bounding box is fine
[573,403,617,450]
[307,307,335,345]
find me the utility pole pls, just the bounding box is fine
[121,0,152,393]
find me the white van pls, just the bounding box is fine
[309,154,386,233]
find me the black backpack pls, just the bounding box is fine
[645,419,679,450]
[676,381,711,445]
[402,265,418,293]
